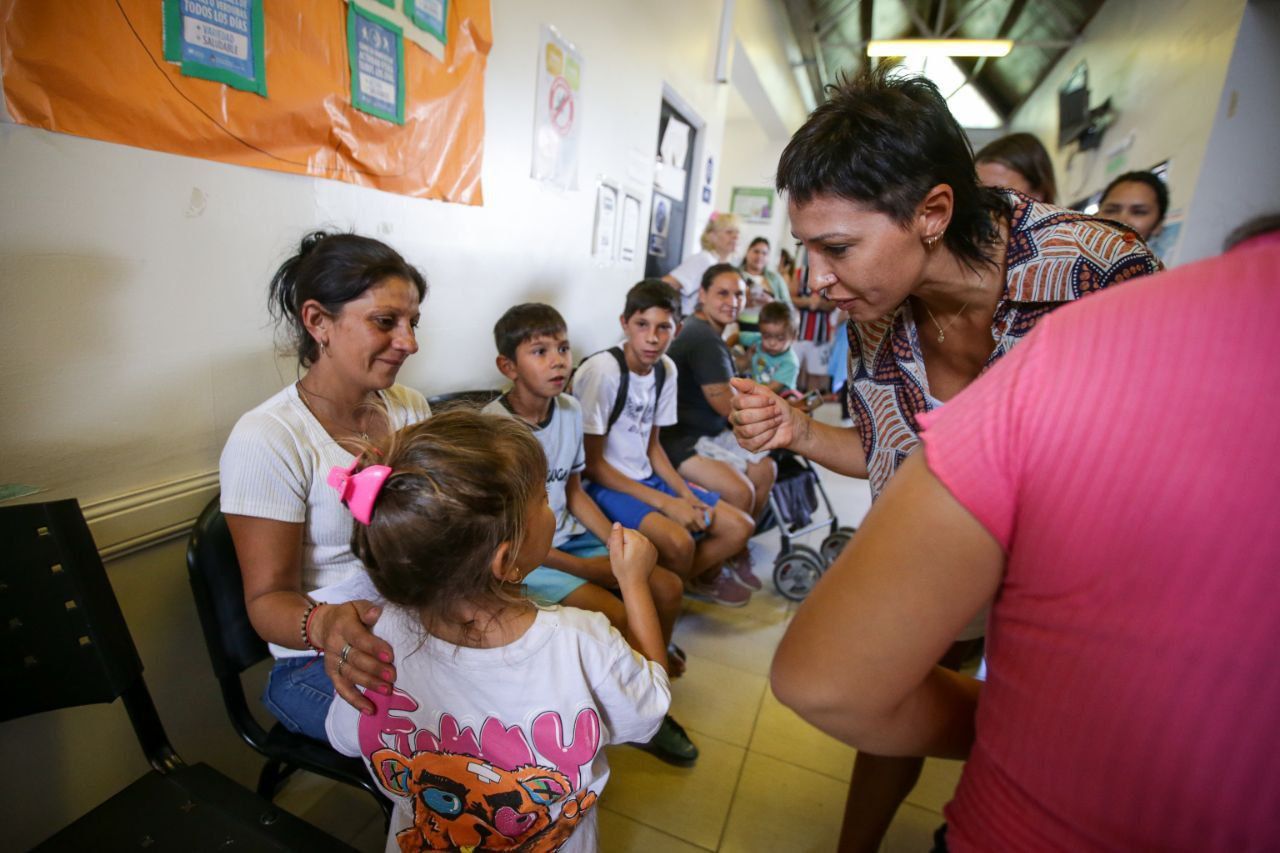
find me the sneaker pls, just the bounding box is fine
[637,714,698,766]
[667,643,688,678]
[685,566,752,607]
[727,550,763,591]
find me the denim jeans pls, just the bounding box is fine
[262,656,335,741]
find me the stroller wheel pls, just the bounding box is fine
[773,550,825,602]
[819,528,856,566]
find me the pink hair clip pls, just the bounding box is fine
[327,459,392,525]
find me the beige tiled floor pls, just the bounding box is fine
[274,405,965,851]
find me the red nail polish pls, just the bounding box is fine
[361,707,374,715]
[382,669,393,680]
[378,652,392,663]
[379,683,391,694]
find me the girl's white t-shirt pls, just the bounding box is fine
[219,382,430,657]
[326,604,670,853]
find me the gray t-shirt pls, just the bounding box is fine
[665,315,733,440]
[483,393,586,548]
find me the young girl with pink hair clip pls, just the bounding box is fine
[324,408,670,853]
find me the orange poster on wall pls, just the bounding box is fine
[0,0,491,203]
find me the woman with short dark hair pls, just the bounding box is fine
[729,67,1160,851]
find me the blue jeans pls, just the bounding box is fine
[262,656,335,741]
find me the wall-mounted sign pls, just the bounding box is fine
[405,0,448,43]
[348,2,406,125]
[730,186,775,223]
[532,25,583,190]
[163,0,267,96]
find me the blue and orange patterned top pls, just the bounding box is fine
[848,191,1162,498]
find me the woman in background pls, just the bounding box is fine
[1098,170,1168,241]
[663,212,742,318]
[975,132,1057,204]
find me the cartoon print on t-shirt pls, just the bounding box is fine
[371,749,596,852]
[622,395,652,435]
[361,687,603,852]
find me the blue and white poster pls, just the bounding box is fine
[163,0,266,96]
[348,3,406,125]
[405,0,449,44]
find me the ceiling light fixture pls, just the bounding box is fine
[867,39,1013,58]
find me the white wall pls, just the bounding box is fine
[716,114,791,266]
[1009,0,1246,221]
[0,0,804,511]
[1177,0,1280,262]
[0,2,805,847]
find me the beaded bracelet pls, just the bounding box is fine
[300,597,324,653]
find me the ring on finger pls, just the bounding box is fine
[339,642,353,664]
[337,658,347,677]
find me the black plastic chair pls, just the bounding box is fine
[1,499,355,851]
[427,388,502,409]
[185,496,391,825]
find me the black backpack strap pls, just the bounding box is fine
[605,346,630,432]
[654,357,666,414]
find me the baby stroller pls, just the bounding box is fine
[762,451,856,601]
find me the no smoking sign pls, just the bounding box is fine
[548,76,574,137]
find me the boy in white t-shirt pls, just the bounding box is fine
[485,302,697,766]
[572,280,755,610]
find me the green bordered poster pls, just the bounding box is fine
[348,2,406,125]
[162,0,267,96]
[404,0,449,44]
[730,187,776,223]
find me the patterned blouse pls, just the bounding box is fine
[848,192,1162,498]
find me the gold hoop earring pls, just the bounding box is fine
[319,340,329,357]
[924,234,942,250]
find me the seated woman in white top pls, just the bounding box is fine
[662,211,741,318]
[219,231,431,740]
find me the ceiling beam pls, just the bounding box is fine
[860,0,875,69]
[900,0,936,37]
[940,0,999,38]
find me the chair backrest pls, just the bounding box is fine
[427,389,501,410]
[186,496,268,680]
[1,499,179,769]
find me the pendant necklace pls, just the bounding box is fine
[922,300,971,344]
[297,382,370,441]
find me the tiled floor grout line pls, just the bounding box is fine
[598,806,719,852]
[709,673,773,852]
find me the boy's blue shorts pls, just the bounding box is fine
[584,474,720,531]
[523,530,609,605]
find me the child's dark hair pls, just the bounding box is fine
[269,231,428,367]
[777,66,1009,272]
[493,303,567,361]
[623,279,681,320]
[759,301,797,333]
[350,409,547,638]
[975,132,1058,204]
[701,262,743,290]
[1101,171,1169,223]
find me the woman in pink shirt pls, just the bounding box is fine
[772,224,1280,850]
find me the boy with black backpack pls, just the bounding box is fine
[573,280,755,609]
[485,301,698,765]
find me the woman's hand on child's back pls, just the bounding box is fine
[607,523,658,588]
[314,600,396,715]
